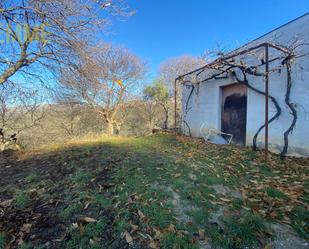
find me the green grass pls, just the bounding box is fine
[221,212,267,248]
[0,232,6,249]
[258,164,276,177]
[84,219,107,238]
[70,169,93,185]
[231,198,244,210]
[104,134,306,247]
[162,232,199,249]
[18,243,42,249]
[62,219,106,249]
[63,229,99,249]
[92,194,113,209]
[59,203,83,220]
[114,218,131,233]
[0,184,17,196]
[265,187,286,199]
[303,181,309,204]
[18,243,45,249]
[143,203,174,228]
[185,208,209,226]
[203,175,224,185]
[290,206,309,239]
[25,172,39,183]
[14,192,31,209]
[1,134,308,248]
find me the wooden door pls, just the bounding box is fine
[221,84,247,145]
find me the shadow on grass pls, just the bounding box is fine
[0,134,181,249]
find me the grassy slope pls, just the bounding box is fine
[0,134,308,249]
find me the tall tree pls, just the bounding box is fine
[0,0,132,85]
[158,55,205,126]
[159,55,205,93]
[60,43,146,135]
[0,81,45,150]
[143,80,169,129]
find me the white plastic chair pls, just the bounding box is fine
[199,123,233,144]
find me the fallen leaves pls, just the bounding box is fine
[149,240,159,249]
[79,216,97,223]
[130,224,139,233]
[0,134,308,249]
[219,197,232,203]
[123,231,133,244]
[0,199,13,208]
[172,173,181,178]
[198,229,205,240]
[20,223,32,233]
[167,224,176,233]
[137,210,145,219]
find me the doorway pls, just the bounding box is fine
[221,84,247,145]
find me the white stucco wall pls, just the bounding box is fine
[182,13,309,156]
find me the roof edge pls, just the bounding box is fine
[176,12,309,81]
[231,12,309,53]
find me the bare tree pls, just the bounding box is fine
[158,55,205,127]
[57,101,84,137]
[0,0,132,86]
[0,81,45,150]
[159,55,206,93]
[140,100,158,132]
[60,43,146,135]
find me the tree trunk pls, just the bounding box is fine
[106,121,114,136]
[160,103,169,129]
[114,122,121,135]
[163,108,168,129]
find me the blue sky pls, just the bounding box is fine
[105,0,308,80]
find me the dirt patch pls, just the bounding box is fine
[209,206,227,230]
[210,184,242,199]
[166,186,196,223]
[269,223,309,249]
[151,182,195,223]
[152,182,215,249]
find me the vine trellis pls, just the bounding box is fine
[174,41,308,157]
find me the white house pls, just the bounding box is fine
[180,13,309,157]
